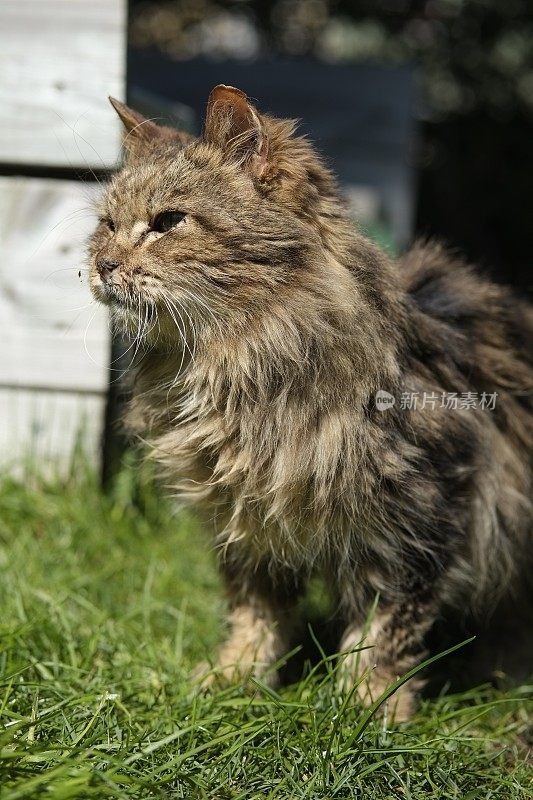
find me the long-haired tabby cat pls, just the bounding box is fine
[89,86,532,720]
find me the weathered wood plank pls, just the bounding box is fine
[0,387,105,473]
[0,0,126,168]
[0,176,110,393]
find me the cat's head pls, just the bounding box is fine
[88,85,341,344]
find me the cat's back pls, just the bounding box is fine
[399,241,533,413]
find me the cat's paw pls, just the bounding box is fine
[193,646,279,692]
[338,665,420,722]
[193,659,255,691]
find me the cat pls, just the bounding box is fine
[89,85,532,720]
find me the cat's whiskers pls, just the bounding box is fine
[159,296,190,408]
[144,301,160,342]
[170,293,198,360]
[41,208,96,248]
[181,287,224,342]
[46,266,91,283]
[109,302,149,367]
[131,297,149,365]
[122,116,166,151]
[114,291,143,371]
[161,291,196,362]
[52,110,106,189]
[82,306,100,368]
[161,295,189,378]
[101,296,141,385]
[142,298,162,348]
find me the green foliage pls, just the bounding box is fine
[0,457,531,798]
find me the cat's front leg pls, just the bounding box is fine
[338,593,436,721]
[210,599,288,687]
[202,555,303,688]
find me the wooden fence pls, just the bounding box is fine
[0,0,126,472]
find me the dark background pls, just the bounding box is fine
[128,0,533,298]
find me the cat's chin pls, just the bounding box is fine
[91,281,124,309]
[95,282,129,308]
[109,305,159,345]
[100,290,157,336]
[96,284,153,315]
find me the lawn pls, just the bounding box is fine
[0,453,531,799]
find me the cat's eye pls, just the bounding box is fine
[152,210,186,233]
[101,217,115,232]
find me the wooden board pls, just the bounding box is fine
[0,387,106,475]
[0,176,110,393]
[0,0,126,168]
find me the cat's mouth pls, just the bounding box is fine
[97,281,156,320]
[98,281,140,310]
[103,285,130,307]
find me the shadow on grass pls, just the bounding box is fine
[278,590,533,697]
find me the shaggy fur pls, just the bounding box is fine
[89,86,532,720]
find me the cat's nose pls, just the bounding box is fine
[96,258,121,281]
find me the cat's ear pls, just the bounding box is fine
[109,97,193,156]
[203,85,268,179]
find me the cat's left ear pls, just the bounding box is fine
[109,97,193,156]
[203,85,268,179]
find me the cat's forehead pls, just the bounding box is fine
[105,144,252,218]
[107,150,192,209]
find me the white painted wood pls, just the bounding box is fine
[0,176,110,393]
[0,387,105,474]
[0,0,126,168]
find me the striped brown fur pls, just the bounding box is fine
[89,87,532,719]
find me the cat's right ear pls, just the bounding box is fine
[109,97,193,157]
[203,85,268,179]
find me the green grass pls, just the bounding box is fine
[0,454,531,799]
